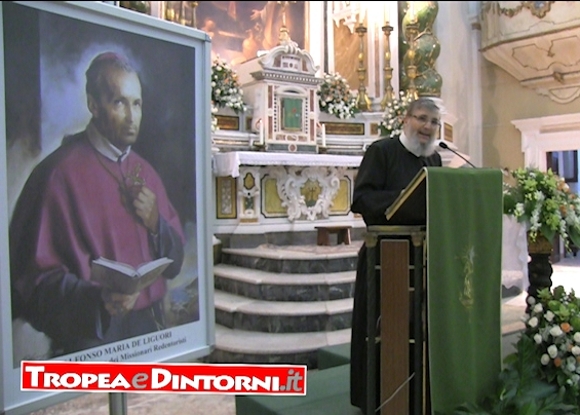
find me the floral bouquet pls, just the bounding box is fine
[378,91,415,138]
[452,285,580,414]
[211,56,246,114]
[317,72,359,120]
[503,166,580,250]
[523,286,580,405]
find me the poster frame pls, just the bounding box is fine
[0,2,215,414]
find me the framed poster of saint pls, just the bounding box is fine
[0,2,214,414]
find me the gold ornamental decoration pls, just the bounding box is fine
[483,1,556,19]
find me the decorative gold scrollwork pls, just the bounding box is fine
[484,1,556,19]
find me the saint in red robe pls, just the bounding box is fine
[10,130,185,356]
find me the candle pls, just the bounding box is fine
[409,2,417,23]
[259,120,264,145]
[384,3,390,24]
[321,124,326,147]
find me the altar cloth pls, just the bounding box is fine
[212,151,363,177]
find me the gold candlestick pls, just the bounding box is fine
[405,19,419,100]
[355,23,371,112]
[277,1,296,44]
[189,2,198,27]
[380,22,395,111]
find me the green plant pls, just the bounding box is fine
[503,167,580,251]
[317,72,359,119]
[378,91,415,138]
[211,56,246,114]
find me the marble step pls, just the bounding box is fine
[214,263,356,301]
[221,242,361,274]
[208,324,352,368]
[214,290,353,333]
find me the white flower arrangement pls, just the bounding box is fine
[523,286,580,403]
[503,167,580,251]
[317,72,359,120]
[456,285,580,412]
[378,91,415,138]
[211,56,246,114]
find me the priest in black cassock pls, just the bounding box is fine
[350,97,442,413]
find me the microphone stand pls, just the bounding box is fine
[438,141,477,168]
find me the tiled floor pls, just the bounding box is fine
[25,255,580,415]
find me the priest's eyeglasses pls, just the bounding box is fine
[411,114,441,128]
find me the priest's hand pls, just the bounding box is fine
[133,185,159,234]
[101,289,140,316]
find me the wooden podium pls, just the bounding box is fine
[363,225,427,415]
[362,167,503,415]
[361,168,428,415]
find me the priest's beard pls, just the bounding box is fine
[400,132,437,157]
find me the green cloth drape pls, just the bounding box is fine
[426,167,503,414]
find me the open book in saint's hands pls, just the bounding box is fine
[91,257,174,295]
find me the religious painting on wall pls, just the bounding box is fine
[196,1,306,65]
[331,18,363,96]
[0,2,214,413]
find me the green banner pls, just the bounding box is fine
[426,167,503,414]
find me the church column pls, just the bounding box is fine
[399,1,442,99]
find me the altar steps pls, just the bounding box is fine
[214,291,353,333]
[220,244,360,274]
[206,242,361,368]
[211,326,351,367]
[214,264,356,302]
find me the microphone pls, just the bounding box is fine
[438,141,477,168]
